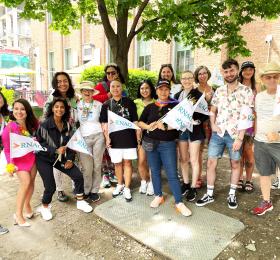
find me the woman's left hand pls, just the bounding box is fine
[156,121,165,131]
[64,160,73,169]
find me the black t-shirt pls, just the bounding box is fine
[140,102,179,141]
[100,97,138,148]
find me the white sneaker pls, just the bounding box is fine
[146,181,154,196]
[271,177,280,189]
[123,187,132,202]
[77,200,93,213]
[37,205,53,221]
[176,202,192,217]
[112,184,124,198]
[139,180,147,194]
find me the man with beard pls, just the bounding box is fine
[196,59,254,209]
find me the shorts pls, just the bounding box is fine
[254,140,280,176]
[108,148,137,163]
[178,130,203,143]
[208,131,242,161]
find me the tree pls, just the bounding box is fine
[1,0,280,81]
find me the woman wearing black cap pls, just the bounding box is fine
[139,79,192,217]
[237,61,258,193]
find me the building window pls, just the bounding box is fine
[82,43,94,63]
[64,48,72,70]
[48,51,55,86]
[174,42,194,74]
[137,39,151,70]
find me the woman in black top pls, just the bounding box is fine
[36,98,93,221]
[100,79,139,202]
[175,70,209,202]
[139,80,191,217]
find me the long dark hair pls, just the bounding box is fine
[0,92,9,116]
[137,79,157,99]
[158,64,177,83]
[51,72,75,98]
[239,66,256,92]
[45,97,70,122]
[103,63,125,84]
[10,99,38,134]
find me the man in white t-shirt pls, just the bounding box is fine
[252,61,280,216]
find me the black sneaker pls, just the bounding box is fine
[57,191,69,202]
[196,193,214,207]
[181,183,191,196]
[227,194,238,209]
[89,193,100,202]
[186,188,197,202]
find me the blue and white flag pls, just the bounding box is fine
[10,133,46,158]
[108,110,140,133]
[237,106,254,130]
[162,98,194,132]
[66,128,92,156]
[194,94,209,115]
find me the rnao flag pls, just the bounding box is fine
[162,98,194,132]
[10,133,46,158]
[108,110,140,133]
[194,94,209,115]
[273,85,280,116]
[66,128,92,156]
[237,106,254,130]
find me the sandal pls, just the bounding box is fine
[237,179,244,191]
[245,181,254,193]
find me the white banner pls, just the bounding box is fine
[237,106,254,130]
[66,128,92,156]
[194,94,209,115]
[273,85,280,116]
[108,110,140,133]
[10,133,46,158]
[162,98,194,132]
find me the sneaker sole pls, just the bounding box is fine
[186,196,197,202]
[256,206,274,216]
[228,204,238,209]
[112,191,123,198]
[89,197,100,203]
[125,197,132,202]
[146,193,154,196]
[196,199,214,207]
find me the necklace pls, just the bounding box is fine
[81,100,94,121]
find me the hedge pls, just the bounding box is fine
[0,86,15,106]
[81,66,158,100]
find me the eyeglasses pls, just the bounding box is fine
[263,75,280,80]
[161,63,172,68]
[181,77,194,81]
[198,72,208,76]
[106,71,117,76]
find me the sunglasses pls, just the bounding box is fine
[263,75,280,80]
[106,71,117,76]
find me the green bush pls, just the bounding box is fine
[81,66,157,100]
[0,86,15,106]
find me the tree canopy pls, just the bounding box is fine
[1,0,280,81]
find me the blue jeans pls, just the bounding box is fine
[146,141,182,204]
[208,131,242,160]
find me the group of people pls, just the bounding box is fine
[0,58,279,234]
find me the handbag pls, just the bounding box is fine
[142,136,159,152]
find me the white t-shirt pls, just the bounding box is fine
[76,100,103,137]
[255,90,280,143]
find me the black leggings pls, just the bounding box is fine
[36,156,84,204]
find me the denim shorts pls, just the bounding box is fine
[178,130,203,143]
[254,140,280,176]
[208,131,242,160]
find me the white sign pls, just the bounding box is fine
[10,133,46,158]
[108,110,139,133]
[237,106,254,130]
[66,128,92,156]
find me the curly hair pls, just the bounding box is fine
[10,99,38,134]
[51,72,75,99]
[0,92,10,116]
[45,97,70,122]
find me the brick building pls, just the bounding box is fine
[29,16,280,91]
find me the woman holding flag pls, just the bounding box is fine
[2,99,38,227]
[36,98,93,221]
[175,71,209,202]
[100,78,140,202]
[139,80,192,217]
[76,81,105,202]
